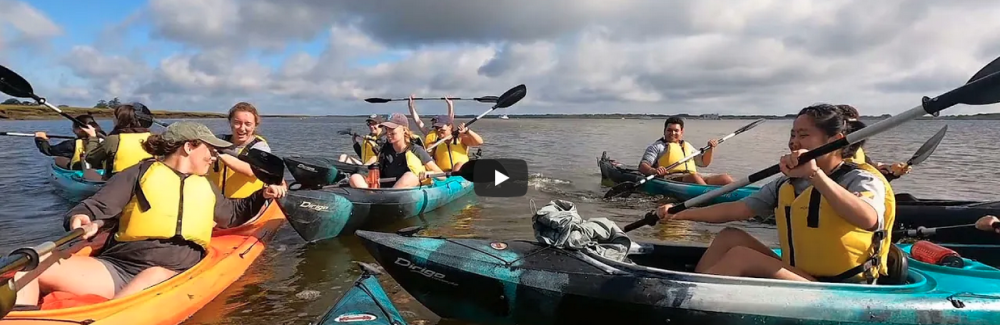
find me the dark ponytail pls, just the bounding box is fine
[796,103,865,158]
[142,134,200,156]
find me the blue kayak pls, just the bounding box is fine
[315,262,408,325]
[358,229,1000,325]
[49,162,105,202]
[599,151,760,204]
[281,176,474,242]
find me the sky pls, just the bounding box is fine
[2,0,1000,117]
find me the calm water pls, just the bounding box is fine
[1,116,998,324]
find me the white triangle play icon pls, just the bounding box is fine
[494,170,509,186]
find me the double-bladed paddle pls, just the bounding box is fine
[0,65,107,137]
[425,84,526,151]
[880,125,947,182]
[0,132,75,140]
[624,55,1000,232]
[364,95,499,104]
[894,222,1000,238]
[603,118,767,199]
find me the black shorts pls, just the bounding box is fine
[96,257,146,294]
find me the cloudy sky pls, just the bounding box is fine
[2,0,999,116]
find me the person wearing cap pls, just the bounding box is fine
[342,114,388,165]
[429,115,483,172]
[348,113,445,188]
[11,121,288,307]
[407,94,454,146]
[80,103,154,180]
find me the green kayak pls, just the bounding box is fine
[599,151,760,204]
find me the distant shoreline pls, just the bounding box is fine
[0,105,302,121]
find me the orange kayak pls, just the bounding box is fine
[0,201,286,325]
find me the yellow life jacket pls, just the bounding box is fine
[361,134,380,163]
[433,139,469,172]
[111,132,153,173]
[656,140,697,174]
[845,147,867,165]
[117,160,217,249]
[774,162,895,283]
[425,132,438,147]
[70,139,84,169]
[405,148,432,186]
[208,135,267,199]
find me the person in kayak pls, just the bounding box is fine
[339,114,386,165]
[837,105,912,181]
[207,102,273,198]
[81,103,153,180]
[976,215,1000,234]
[11,121,288,307]
[347,113,445,189]
[427,115,483,172]
[638,116,734,185]
[408,94,454,146]
[34,114,104,170]
[656,104,895,283]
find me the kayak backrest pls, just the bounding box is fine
[881,244,909,285]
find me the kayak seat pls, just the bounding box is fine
[880,244,909,285]
[38,291,109,310]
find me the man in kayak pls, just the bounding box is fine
[656,104,895,283]
[638,116,734,185]
[837,105,912,181]
[427,115,483,172]
[208,102,274,198]
[408,94,454,146]
[347,113,446,189]
[976,215,1000,234]
[34,114,104,170]
[11,122,288,306]
[81,103,153,180]
[338,114,386,165]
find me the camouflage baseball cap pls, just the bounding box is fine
[161,121,233,148]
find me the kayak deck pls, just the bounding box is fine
[315,262,408,325]
[598,151,761,204]
[1,201,286,325]
[48,162,105,203]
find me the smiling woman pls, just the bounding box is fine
[207,102,274,199]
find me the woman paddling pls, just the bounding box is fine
[11,121,288,306]
[81,103,153,180]
[656,104,895,283]
[427,115,483,172]
[34,114,104,170]
[408,95,454,146]
[837,105,912,181]
[347,113,445,189]
[339,114,386,165]
[207,102,273,198]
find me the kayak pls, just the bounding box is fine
[357,229,1000,325]
[280,176,474,242]
[315,262,408,325]
[283,156,362,189]
[600,152,1000,245]
[0,201,286,324]
[48,162,104,203]
[598,152,760,204]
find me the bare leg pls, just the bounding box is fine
[695,227,779,273]
[680,173,708,185]
[53,157,72,169]
[392,172,420,188]
[703,173,734,186]
[451,161,465,172]
[703,246,816,281]
[113,267,178,299]
[13,255,116,305]
[348,174,369,188]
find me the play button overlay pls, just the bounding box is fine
[472,159,528,197]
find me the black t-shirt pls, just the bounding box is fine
[377,143,433,179]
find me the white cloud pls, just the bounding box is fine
[0,0,62,56]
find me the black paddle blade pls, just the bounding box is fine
[244,148,286,185]
[494,84,526,108]
[336,129,354,135]
[603,181,638,199]
[734,118,767,134]
[453,159,480,182]
[958,55,1000,105]
[907,125,947,166]
[0,64,34,98]
[475,95,499,103]
[364,97,391,103]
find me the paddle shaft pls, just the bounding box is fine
[623,66,1000,232]
[636,119,764,187]
[0,227,89,280]
[425,107,496,150]
[894,222,1000,238]
[1,132,75,139]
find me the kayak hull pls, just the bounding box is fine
[600,152,1000,245]
[281,176,474,242]
[0,201,286,325]
[598,152,760,204]
[357,230,1000,325]
[49,163,104,203]
[316,263,408,325]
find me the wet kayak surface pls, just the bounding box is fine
[1,117,998,324]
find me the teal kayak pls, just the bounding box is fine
[358,228,1000,325]
[315,262,408,325]
[599,152,760,204]
[49,162,104,202]
[280,176,474,242]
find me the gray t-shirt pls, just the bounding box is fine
[744,167,886,224]
[221,134,271,154]
[640,139,705,168]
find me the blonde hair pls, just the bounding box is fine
[228,102,261,135]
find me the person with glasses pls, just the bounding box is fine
[340,114,387,165]
[407,95,454,147]
[81,103,153,180]
[428,115,483,172]
[207,102,273,198]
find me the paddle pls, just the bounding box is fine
[603,118,767,199]
[364,95,499,104]
[881,125,947,182]
[623,55,1000,233]
[0,64,107,137]
[0,220,104,317]
[894,222,1000,238]
[425,84,526,151]
[0,132,75,139]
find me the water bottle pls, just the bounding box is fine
[910,240,964,268]
[366,164,380,189]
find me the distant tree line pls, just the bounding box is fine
[1,97,122,108]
